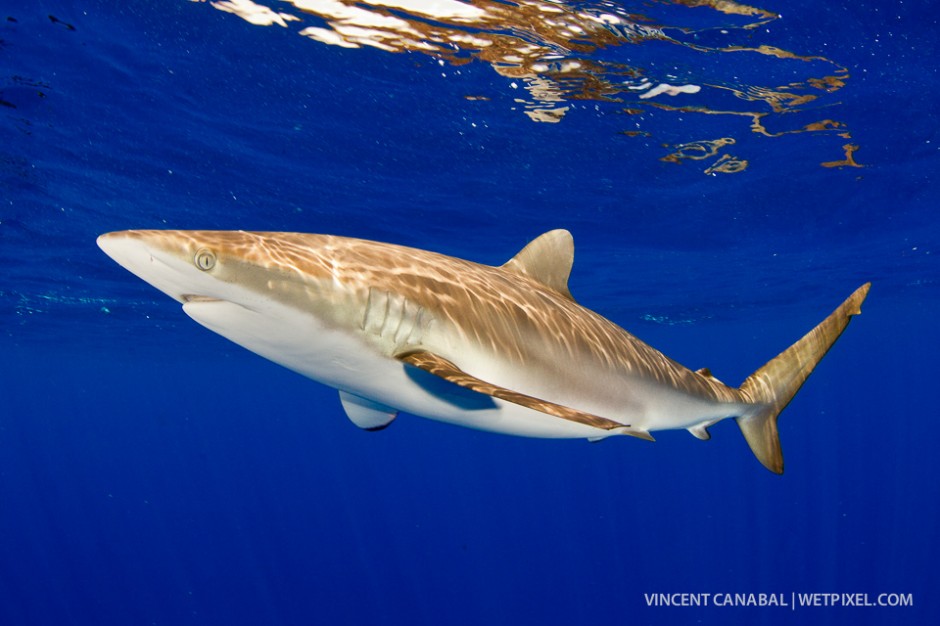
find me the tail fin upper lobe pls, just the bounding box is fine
[736,283,871,474]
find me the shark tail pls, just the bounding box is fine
[736,283,871,474]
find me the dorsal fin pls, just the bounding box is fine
[696,367,724,385]
[501,229,575,300]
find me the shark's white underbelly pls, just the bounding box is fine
[181,297,740,439]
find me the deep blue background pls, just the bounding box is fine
[1,1,938,624]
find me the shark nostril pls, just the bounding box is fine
[194,248,216,271]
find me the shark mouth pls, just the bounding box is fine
[181,294,223,303]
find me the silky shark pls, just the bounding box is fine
[97,229,869,473]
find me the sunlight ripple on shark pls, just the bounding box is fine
[97,229,869,473]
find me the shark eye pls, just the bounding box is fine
[194,248,216,271]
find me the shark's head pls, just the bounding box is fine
[97,229,337,307]
[99,230,221,304]
[97,229,383,384]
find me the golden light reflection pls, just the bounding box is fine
[821,144,863,169]
[704,154,748,175]
[660,138,747,174]
[196,0,855,172]
[661,138,736,164]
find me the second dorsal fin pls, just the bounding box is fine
[501,229,575,300]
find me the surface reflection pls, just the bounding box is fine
[199,0,855,172]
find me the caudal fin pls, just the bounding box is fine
[737,283,871,474]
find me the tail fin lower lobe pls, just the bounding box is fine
[736,283,871,474]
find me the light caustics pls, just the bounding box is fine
[197,0,857,172]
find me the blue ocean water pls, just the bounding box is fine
[1,1,938,624]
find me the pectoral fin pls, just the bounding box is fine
[396,350,653,440]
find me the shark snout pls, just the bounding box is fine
[97,231,164,277]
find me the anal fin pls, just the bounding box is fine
[396,350,652,440]
[339,390,398,431]
[688,420,717,441]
